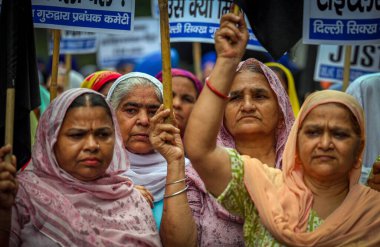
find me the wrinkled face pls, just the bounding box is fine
[297,103,362,182]
[116,85,160,154]
[54,106,115,181]
[172,76,198,136]
[224,71,280,140]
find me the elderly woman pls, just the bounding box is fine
[0,89,160,246]
[155,68,203,139]
[106,72,190,230]
[186,13,380,246]
[81,70,122,96]
[346,72,380,189]
[159,14,294,246]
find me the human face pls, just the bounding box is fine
[224,71,280,140]
[172,76,197,136]
[297,103,362,182]
[116,85,160,154]
[54,106,115,181]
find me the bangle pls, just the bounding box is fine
[166,177,186,185]
[205,77,229,100]
[164,185,189,199]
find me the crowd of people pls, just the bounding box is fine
[1,12,380,247]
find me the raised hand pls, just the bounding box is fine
[149,105,184,163]
[0,145,18,210]
[214,12,249,63]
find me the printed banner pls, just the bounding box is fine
[167,0,266,52]
[32,0,135,33]
[97,18,161,68]
[49,31,98,54]
[314,44,380,83]
[303,0,380,44]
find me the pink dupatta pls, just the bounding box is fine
[15,89,160,246]
[243,90,380,246]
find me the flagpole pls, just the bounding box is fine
[193,42,202,81]
[4,82,15,163]
[158,0,173,123]
[50,29,61,101]
[342,45,351,91]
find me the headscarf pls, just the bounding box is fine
[107,72,189,201]
[16,89,160,246]
[265,62,300,116]
[81,71,121,92]
[217,58,295,168]
[346,72,380,183]
[106,72,163,101]
[155,68,203,95]
[243,90,380,246]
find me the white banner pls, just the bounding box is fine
[303,0,380,45]
[314,45,380,84]
[49,31,98,55]
[167,0,265,52]
[32,0,135,33]
[97,18,161,68]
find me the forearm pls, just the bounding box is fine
[185,58,238,160]
[0,209,11,246]
[184,58,237,195]
[160,161,197,247]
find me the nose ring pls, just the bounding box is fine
[97,143,100,149]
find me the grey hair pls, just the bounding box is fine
[109,77,163,110]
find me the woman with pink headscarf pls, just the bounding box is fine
[0,89,160,246]
[156,13,294,246]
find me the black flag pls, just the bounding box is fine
[0,0,40,169]
[235,0,303,60]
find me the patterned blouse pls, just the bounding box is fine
[218,149,323,247]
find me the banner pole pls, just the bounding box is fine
[50,29,61,101]
[342,45,352,91]
[158,0,173,123]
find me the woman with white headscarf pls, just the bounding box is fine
[107,72,190,229]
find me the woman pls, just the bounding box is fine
[81,70,122,96]
[161,15,294,247]
[0,89,160,246]
[155,68,203,139]
[186,13,380,246]
[106,72,190,229]
[346,72,380,187]
[266,62,300,116]
[217,90,380,245]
